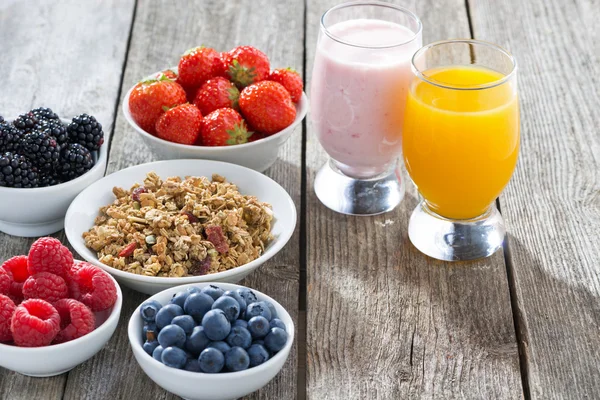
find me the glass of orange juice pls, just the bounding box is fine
[403,40,519,261]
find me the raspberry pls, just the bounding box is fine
[22,272,68,303]
[73,264,117,311]
[0,294,16,342]
[0,268,10,295]
[2,255,30,302]
[10,299,60,347]
[28,237,73,277]
[53,298,95,344]
[64,261,94,299]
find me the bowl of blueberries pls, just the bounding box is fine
[128,282,294,400]
[0,108,107,237]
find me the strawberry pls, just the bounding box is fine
[201,108,252,146]
[268,68,303,103]
[155,103,203,145]
[224,46,270,88]
[128,76,187,135]
[177,46,222,90]
[156,69,178,80]
[248,131,267,142]
[239,81,296,135]
[194,77,240,116]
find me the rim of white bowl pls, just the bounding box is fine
[128,282,294,378]
[0,118,109,194]
[64,159,297,284]
[0,267,122,352]
[122,67,308,152]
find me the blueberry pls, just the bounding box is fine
[262,301,277,319]
[186,286,201,294]
[140,300,162,323]
[226,326,252,349]
[252,340,265,346]
[158,324,186,348]
[184,293,214,322]
[233,319,248,329]
[264,327,288,353]
[155,304,184,330]
[248,316,270,339]
[202,309,231,341]
[186,325,210,355]
[245,302,271,321]
[248,343,270,367]
[171,315,195,335]
[201,284,224,301]
[223,290,247,312]
[152,345,164,361]
[198,347,225,373]
[225,347,250,372]
[143,322,157,341]
[269,318,286,331]
[161,346,188,369]
[207,341,231,353]
[236,288,258,305]
[211,296,240,322]
[143,340,159,355]
[184,358,202,372]
[170,291,190,308]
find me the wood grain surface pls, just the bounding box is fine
[304,1,523,398]
[469,0,600,398]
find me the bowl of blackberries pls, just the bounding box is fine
[128,283,294,400]
[0,107,108,237]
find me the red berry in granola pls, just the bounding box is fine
[156,103,203,145]
[73,264,117,312]
[2,255,30,302]
[178,46,222,90]
[53,298,95,344]
[0,268,11,295]
[194,77,240,116]
[28,237,73,277]
[118,242,138,258]
[205,225,229,254]
[200,108,252,146]
[225,46,270,88]
[10,298,60,347]
[239,81,296,134]
[22,272,68,303]
[268,68,303,103]
[0,294,16,342]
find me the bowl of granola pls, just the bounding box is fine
[63,160,296,294]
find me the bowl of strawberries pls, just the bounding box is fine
[123,45,308,172]
[0,237,122,377]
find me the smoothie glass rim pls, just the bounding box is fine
[411,39,518,91]
[320,1,423,49]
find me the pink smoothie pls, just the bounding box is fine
[311,19,422,178]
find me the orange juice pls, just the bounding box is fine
[402,65,520,219]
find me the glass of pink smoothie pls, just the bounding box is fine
[311,1,422,215]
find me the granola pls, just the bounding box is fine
[82,172,274,277]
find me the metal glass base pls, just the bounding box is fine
[408,201,505,261]
[314,160,404,216]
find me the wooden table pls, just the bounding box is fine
[0,0,598,399]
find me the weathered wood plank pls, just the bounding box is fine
[0,0,135,398]
[469,0,600,398]
[63,0,304,399]
[305,1,523,398]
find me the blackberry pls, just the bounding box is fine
[39,119,69,145]
[0,123,23,152]
[67,114,104,151]
[39,170,62,187]
[31,107,59,122]
[0,152,39,188]
[0,115,4,123]
[12,111,39,132]
[18,131,61,172]
[57,143,94,181]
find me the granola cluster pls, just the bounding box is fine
[82,172,274,277]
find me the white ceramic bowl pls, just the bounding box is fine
[0,270,122,377]
[0,118,108,237]
[64,159,297,295]
[128,282,294,400]
[122,68,308,172]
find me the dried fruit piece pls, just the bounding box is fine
[119,242,138,257]
[205,225,229,254]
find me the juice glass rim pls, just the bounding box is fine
[411,39,518,90]
[320,1,423,49]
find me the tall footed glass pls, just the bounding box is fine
[311,1,422,215]
[403,40,520,261]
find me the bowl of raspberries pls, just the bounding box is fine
[0,237,122,377]
[123,45,308,172]
[128,283,293,400]
[0,108,108,237]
